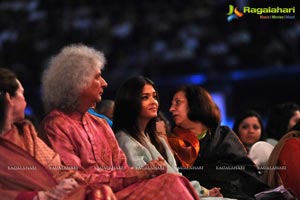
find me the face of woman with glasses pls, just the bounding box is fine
[169,91,191,129]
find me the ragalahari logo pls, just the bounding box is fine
[227,5,244,22]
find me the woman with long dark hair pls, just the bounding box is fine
[113,76,222,198]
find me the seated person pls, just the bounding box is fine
[168,85,269,199]
[265,102,300,146]
[113,76,222,198]
[39,44,200,200]
[0,67,115,200]
[232,110,274,170]
[88,99,114,127]
[233,110,266,153]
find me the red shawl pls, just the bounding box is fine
[0,120,116,200]
[0,136,57,199]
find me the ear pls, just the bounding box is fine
[5,92,14,107]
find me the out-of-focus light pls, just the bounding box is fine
[25,107,33,116]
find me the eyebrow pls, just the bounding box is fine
[174,98,184,101]
[142,91,156,95]
[95,72,102,77]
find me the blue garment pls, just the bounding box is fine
[88,108,113,127]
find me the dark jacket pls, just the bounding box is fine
[179,125,269,200]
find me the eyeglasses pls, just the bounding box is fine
[171,99,185,107]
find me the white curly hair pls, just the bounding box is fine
[42,44,106,113]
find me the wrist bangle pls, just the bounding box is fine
[200,188,209,197]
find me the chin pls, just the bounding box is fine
[96,97,102,102]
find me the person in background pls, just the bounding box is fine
[156,111,173,154]
[232,110,266,153]
[0,67,107,200]
[95,99,115,120]
[168,85,269,200]
[88,99,114,127]
[265,102,300,146]
[233,110,274,170]
[39,44,200,200]
[113,76,222,198]
[156,111,172,137]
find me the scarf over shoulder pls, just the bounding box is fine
[168,125,269,199]
[167,126,200,167]
[0,120,117,200]
[0,122,57,199]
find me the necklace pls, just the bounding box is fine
[197,129,207,140]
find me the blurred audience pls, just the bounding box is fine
[1,1,299,122]
[265,102,300,145]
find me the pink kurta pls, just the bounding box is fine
[40,110,199,200]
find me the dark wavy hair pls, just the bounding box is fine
[113,76,167,159]
[266,103,300,140]
[171,85,221,128]
[232,110,266,141]
[0,68,19,131]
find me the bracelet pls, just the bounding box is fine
[200,187,209,197]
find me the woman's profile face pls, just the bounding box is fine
[169,91,190,128]
[288,110,300,130]
[139,84,159,121]
[11,79,27,123]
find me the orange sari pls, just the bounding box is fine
[167,126,200,167]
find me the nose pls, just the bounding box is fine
[151,96,159,106]
[169,104,175,112]
[248,127,255,133]
[101,77,108,88]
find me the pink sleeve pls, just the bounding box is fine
[15,191,38,200]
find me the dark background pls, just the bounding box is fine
[0,0,299,126]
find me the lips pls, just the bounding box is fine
[172,114,179,120]
[149,107,158,112]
